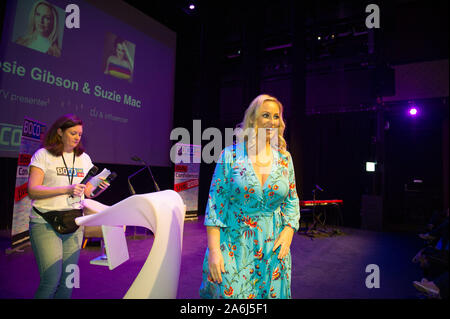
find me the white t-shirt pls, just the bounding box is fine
[28,148,94,222]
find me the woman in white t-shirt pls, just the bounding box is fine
[28,114,109,298]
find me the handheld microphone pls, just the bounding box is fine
[315,184,324,192]
[131,155,161,192]
[79,166,99,185]
[67,166,99,205]
[90,172,117,197]
[69,166,99,199]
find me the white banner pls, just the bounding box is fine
[173,143,200,216]
[10,117,46,247]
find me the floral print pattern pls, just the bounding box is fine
[199,142,300,299]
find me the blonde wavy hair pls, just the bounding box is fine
[236,94,288,155]
[20,1,60,47]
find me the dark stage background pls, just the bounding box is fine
[0,0,448,234]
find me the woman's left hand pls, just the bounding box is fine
[85,177,110,198]
[273,226,295,260]
[97,178,110,191]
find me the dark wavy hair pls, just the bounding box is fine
[43,114,85,156]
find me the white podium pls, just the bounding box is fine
[89,225,129,270]
[76,190,186,299]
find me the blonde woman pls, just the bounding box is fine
[16,0,61,57]
[199,94,300,299]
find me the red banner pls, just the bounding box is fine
[14,182,28,202]
[174,179,199,192]
[174,165,188,172]
[18,153,32,166]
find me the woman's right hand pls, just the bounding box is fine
[208,248,225,284]
[29,166,85,200]
[67,184,86,197]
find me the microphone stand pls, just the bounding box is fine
[308,185,327,236]
[306,189,318,236]
[127,166,147,195]
[142,160,160,192]
[130,156,160,192]
[127,165,153,239]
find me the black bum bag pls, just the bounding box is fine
[33,207,83,234]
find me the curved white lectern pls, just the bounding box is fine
[75,190,186,299]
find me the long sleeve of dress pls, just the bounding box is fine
[280,153,300,232]
[204,149,232,228]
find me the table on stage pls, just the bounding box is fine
[299,199,344,236]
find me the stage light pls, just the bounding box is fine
[317,36,321,40]
[366,162,376,172]
[181,2,197,15]
[407,101,420,117]
[408,107,418,116]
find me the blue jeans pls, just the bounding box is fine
[29,221,83,299]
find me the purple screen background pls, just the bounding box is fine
[0,0,176,166]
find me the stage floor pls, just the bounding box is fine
[0,217,425,299]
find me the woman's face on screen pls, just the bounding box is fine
[34,4,53,36]
[116,43,125,60]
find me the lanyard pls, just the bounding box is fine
[61,152,76,185]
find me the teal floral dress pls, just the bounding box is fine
[199,142,300,299]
